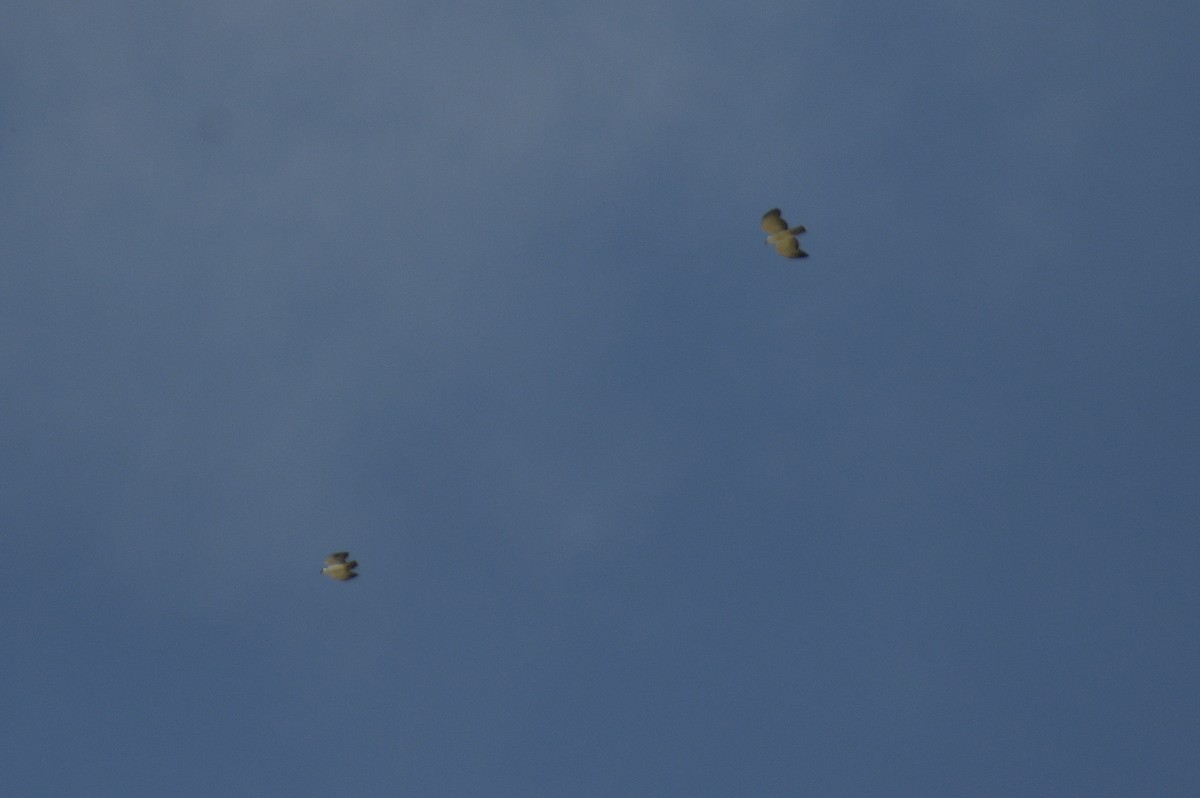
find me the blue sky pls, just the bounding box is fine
[2,1,1198,795]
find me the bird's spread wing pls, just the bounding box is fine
[774,237,808,258]
[325,552,349,565]
[761,208,788,234]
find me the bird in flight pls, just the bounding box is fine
[322,552,359,581]
[761,208,808,258]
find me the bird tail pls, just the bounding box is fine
[789,225,806,235]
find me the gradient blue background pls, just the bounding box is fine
[3,2,1198,795]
